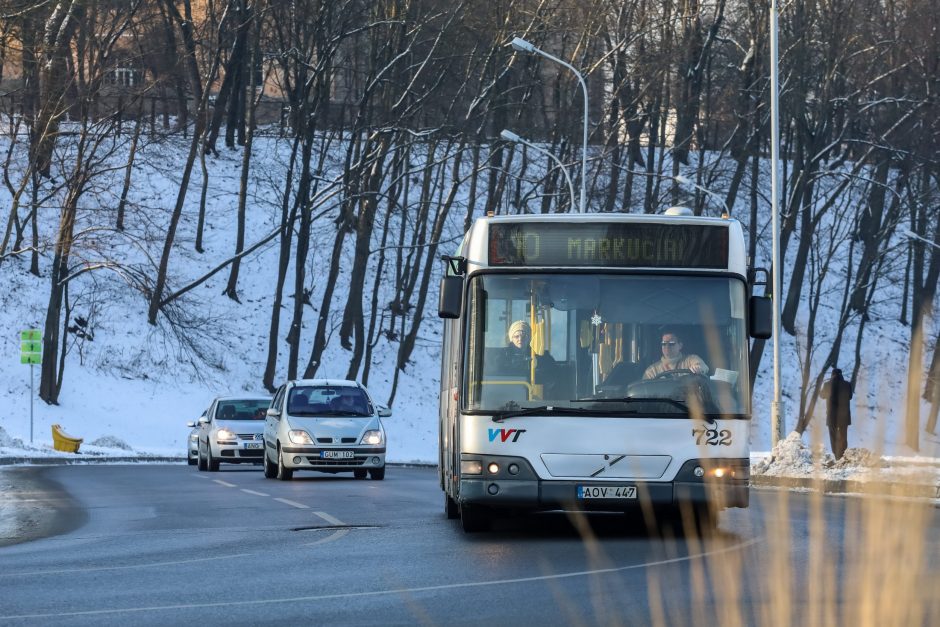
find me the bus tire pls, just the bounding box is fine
[460,505,491,532]
[444,493,459,519]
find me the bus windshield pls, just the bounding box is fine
[462,273,750,418]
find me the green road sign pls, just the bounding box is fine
[20,329,42,365]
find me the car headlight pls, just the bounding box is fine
[189,433,198,442]
[360,430,384,446]
[288,429,314,445]
[216,428,236,441]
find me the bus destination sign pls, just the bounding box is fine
[488,222,729,268]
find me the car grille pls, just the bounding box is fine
[305,457,365,466]
[316,437,358,444]
[238,433,262,440]
[221,449,263,458]
[317,437,333,444]
[341,437,356,444]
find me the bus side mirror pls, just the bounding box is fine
[438,275,463,319]
[749,295,772,339]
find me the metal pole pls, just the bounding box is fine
[770,0,785,447]
[30,363,34,443]
[500,129,577,211]
[510,39,588,214]
[533,51,588,214]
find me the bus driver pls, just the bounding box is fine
[643,329,708,379]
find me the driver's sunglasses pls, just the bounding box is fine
[661,341,678,346]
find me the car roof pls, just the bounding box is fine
[212,394,272,402]
[286,379,362,389]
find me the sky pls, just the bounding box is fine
[0,130,937,490]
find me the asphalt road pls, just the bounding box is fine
[0,464,938,626]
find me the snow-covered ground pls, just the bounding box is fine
[0,131,937,494]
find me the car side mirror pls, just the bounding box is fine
[749,295,773,339]
[266,407,281,419]
[186,421,196,428]
[377,406,392,418]
[438,275,463,319]
[198,416,209,425]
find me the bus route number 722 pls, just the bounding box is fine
[692,427,732,446]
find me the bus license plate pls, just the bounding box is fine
[577,485,637,500]
[321,450,354,459]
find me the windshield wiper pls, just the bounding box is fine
[492,405,621,423]
[571,397,689,411]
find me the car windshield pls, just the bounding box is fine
[462,273,749,418]
[287,386,372,417]
[215,399,270,420]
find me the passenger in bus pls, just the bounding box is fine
[643,329,709,379]
[492,320,557,381]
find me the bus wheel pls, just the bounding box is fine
[460,505,491,532]
[444,493,459,519]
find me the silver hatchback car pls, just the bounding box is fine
[197,395,272,471]
[262,379,390,481]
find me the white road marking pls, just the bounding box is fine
[0,553,255,579]
[304,529,350,547]
[241,489,269,497]
[313,510,345,526]
[0,538,761,620]
[213,480,236,487]
[273,498,309,509]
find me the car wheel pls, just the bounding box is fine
[197,443,207,471]
[263,446,277,479]
[207,446,220,472]
[460,505,491,533]
[353,469,368,479]
[369,466,385,481]
[187,453,197,466]
[444,493,459,519]
[276,446,293,481]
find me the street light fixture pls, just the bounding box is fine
[500,129,577,212]
[509,37,588,214]
[673,174,731,216]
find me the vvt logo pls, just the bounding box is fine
[488,428,526,443]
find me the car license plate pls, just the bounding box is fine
[577,485,637,499]
[321,450,354,459]
[243,442,263,450]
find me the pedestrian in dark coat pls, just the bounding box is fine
[820,368,853,459]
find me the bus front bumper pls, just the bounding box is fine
[457,456,749,510]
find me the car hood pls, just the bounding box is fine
[285,415,381,439]
[214,420,265,434]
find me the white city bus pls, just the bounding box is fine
[437,210,771,532]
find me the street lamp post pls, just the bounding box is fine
[500,129,577,212]
[510,37,588,214]
[770,0,785,447]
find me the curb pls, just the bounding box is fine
[751,474,940,501]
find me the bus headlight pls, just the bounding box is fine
[461,460,483,475]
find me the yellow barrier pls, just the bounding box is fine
[52,424,83,453]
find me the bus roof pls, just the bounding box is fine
[457,212,748,275]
